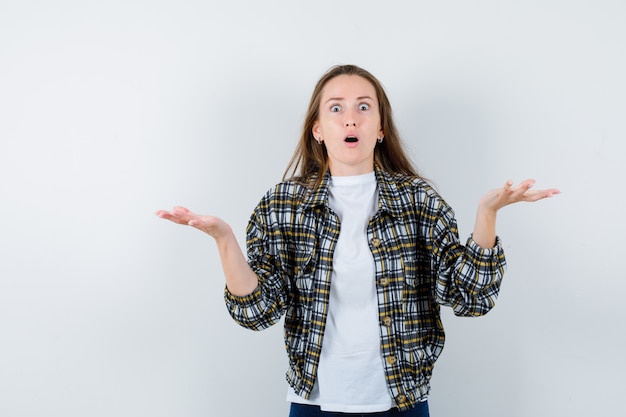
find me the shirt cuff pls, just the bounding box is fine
[467,235,503,257]
[223,284,262,306]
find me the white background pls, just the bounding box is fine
[1,1,625,416]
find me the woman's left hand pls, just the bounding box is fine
[479,179,560,213]
[472,179,560,248]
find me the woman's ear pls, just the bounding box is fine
[312,121,321,141]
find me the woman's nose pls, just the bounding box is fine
[344,110,357,127]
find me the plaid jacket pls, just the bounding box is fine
[224,165,506,411]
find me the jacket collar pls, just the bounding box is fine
[301,164,406,219]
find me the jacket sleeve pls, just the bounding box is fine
[223,206,289,330]
[428,198,507,317]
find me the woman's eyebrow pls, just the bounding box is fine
[324,96,344,104]
[324,95,375,104]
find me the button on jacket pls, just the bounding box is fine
[224,165,506,411]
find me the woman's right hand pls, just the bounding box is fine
[155,206,232,240]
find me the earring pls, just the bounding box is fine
[317,137,323,144]
[377,136,384,143]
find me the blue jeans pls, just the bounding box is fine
[289,402,429,417]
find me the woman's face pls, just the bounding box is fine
[312,74,383,176]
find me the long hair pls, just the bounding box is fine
[283,64,421,186]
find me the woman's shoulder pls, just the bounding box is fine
[379,170,456,219]
[382,170,441,199]
[256,177,311,207]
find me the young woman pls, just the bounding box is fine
[156,65,559,416]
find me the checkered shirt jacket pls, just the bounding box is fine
[224,164,506,411]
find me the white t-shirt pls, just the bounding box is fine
[287,172,393,412]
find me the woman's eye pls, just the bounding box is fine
[359,103,370,111]
[330,105,341,112]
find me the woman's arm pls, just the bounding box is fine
[155,206,259,296]
[472,179,560,248]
